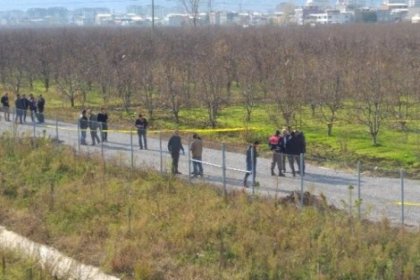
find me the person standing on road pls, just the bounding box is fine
[1,92,10,121]
[22,94,29,122]
[97,107,108,142]
[37,95,45,123]
[280,128,290,173]
[269,130,285,177]
[285,131,299,177]
[135,114,148,150]
[243,141,260,188]
[190,133,203,177]
[28,94,37,122]
[168,130,184,175]
[88,109,101,146]
[79,109,88,145]
[295,130,306,175]
[15,94,25,124]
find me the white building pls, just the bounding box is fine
[306,9,353,24]
[336,0,367,8]
[306,0,331,9]
[95,13,113,25]
[408,0,420,6]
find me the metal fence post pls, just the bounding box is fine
[130,129,134,169]
[55,117,59,140]
[251,146,255,196]
[77,121,80,153]
[401,168,405,226]
[100,123,104,160]
[159,131,163,173]
[300,153,304,207]
[222,143,227,197]
[32,119,36,139]
[188,137,191,183]
[357,161,361,219]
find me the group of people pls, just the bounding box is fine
[133,114,203,177]
[78,108,108,145]
[243,128,306,188]
[1,92,45,123]
[166,131,203,177]
[77,108,306,187]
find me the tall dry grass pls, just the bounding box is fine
[0,136,420,279]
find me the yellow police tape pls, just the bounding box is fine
[45,125,259,134]
[394,201,420,207]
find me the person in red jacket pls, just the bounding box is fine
[268,130,285,177]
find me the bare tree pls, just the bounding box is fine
[180,0,201,27]
[352,47,390,146]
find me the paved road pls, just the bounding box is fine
[2,118,420,228]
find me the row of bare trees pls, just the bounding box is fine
[0,25,419,144]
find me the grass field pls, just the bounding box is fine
[1,138,420,279]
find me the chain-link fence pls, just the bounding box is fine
[1,107,420,228]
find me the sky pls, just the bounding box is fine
[0,0,306,12]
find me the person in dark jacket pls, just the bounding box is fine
[97,107,108,142]
[295,130,306,175]
[243,141,259,187]
[88,109,101,146]
[15,94,25,124]
[285,131,299,177]
[135,114,148,149]
[79,109,88,145]
[22,94,29,122]
[28,94,37,122]
[168,130,184,175]
[37,95,45,123]
[1,92,10,121]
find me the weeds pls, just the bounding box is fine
[1,139,420,279]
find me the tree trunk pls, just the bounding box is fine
[44,78,49,92]
[327,123,333,137]
[371,133,378,146]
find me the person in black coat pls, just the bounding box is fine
[243,141,259,187]
[88,109,101,146]
[37,95,45,123]
[285,131,299,177]
[79,109,88,145]
[1,92,10,121]
[295,130,306,175]
[168,130,184,175]
[97,107,108,142]
[135,114,148,149]
[28,94,37,122]
[15,94,25,124]
[22,94,29,122]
